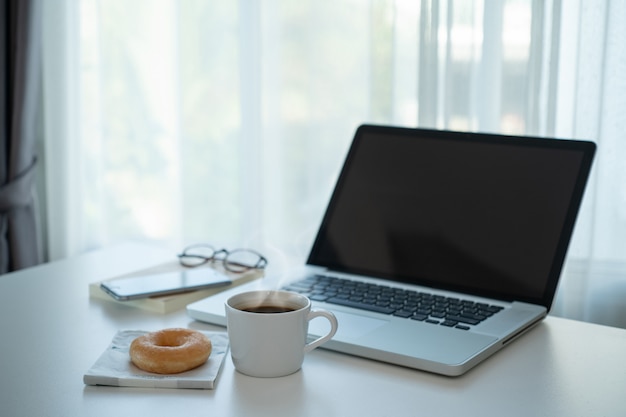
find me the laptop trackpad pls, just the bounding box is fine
[367,322,495,363]
[310,311,496,365]
[309,311,388,340]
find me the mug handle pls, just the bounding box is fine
[304,309,339,353]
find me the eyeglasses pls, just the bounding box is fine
[177,244,268,273]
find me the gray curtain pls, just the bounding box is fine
[0,0,42,273]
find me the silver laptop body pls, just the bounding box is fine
[188,124,596,376]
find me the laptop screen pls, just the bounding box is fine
[307,125,596,309]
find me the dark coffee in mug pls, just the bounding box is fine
[240,305,297,314]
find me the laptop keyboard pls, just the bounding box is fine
[282,275,504,331]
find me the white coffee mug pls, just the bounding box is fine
[225,290,338,377]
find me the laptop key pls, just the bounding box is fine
[310,294,330,302]
[460,312,487,322]
[393,310,415,318]
[444,315,480,326]
[283,285,309,293]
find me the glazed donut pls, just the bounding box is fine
[129,328,212,374]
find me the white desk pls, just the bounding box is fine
[1,243,625,417]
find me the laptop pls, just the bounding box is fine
[188,124,596,376]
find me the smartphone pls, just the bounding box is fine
[100,268,232,301]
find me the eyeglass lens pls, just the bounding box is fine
[224,249,266,272]
[178,245,215,267]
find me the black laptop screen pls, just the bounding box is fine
[307,125,595,308]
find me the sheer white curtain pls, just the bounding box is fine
[41,1,625,324]
[551,0,626,326]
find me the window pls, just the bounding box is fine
[41,0,626,326]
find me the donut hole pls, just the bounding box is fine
[154,336,186,348]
